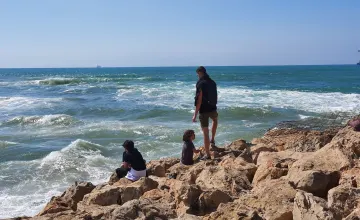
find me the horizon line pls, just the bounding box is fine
[0,63,355,69]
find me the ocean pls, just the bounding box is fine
[0,65,359,218]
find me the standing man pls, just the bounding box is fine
[192,66,218,160]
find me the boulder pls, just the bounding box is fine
[168,160,217,184]
[37,182,95,216]
[82,177,158,206]
[249,143,278,164]
[340,166,360,187]
[328,185,360,219]
[120,177,159,204]
[76,204,119,219]
[106,199,177,220]
[195,165,252,195]
[253,151,311,186]
[293,191,335,220]
[219,154,257,182]
[288,143,353,184]
[82,185,122,206]
[252,128,339,152]
[331,126,360,157]
[203,201,264,220]
[288,170,340,198]
[343,208,360,220]
[225,139,248,151]
[198,189,232,213]
[147,157,180,177]
[239,178,297,220]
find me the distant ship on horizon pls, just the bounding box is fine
[96,65,102,68]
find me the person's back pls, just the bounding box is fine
[123,148,146,171]
[181,130,200,165]
[116,140,147,181]
[192,66,219,160]
[181,140,195,165]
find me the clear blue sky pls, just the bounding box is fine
[0,0,359,67]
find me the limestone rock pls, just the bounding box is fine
[331,126,360,157]
[82,185,122,206]
[198,189,232,212]
[120,177,159,204]
[253,151,310,186]
[343,208,360,220]
[204,202,263,220]
[195,165,252,195]
[107,199,177,220]
[340,166,360,187]
[328,185,360,219]
[147,157,180,177]
[288,143,353,183]
[38,182,95,216]
[252,128,339,152]
[226,139,248,151]
[249,143,278,164]
[293,191,335,220]
[219,154,257,182]
[288,170,340,198]
[239,178,297,220]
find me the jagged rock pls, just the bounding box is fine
[203,202,263,220]
[147,157,180,177]
[174,184,202,215]
[106,199,177,220]
[226,139,248,151]
[288,170,340,198]
[328,185,360,219]
[120,177,159,204]
[168,160,217,184]
[176,213,202,219]
[37,182,95,216]
[293,191,335,220]
[82,185,122,206]
[195,165,252,195]
[219,154,257,182]
[331,126,360,157]
[253,151,310,186]
[343,208,360,220]
[76,204,119,219]
[82,177,158,206]
[252,128,339,152]
[249,143,278,164]
[239,178,296,220]
[340,166,360,187]
[108,172,119,185]
[288,142,353,185]
[198,189,232,213]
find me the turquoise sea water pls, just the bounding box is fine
[0,65,359,217]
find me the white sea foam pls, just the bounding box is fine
[0,141,17,148]
[0,96,63,112]
[0,139,115,218]
[116,84,360,114]
[2,114,79,127]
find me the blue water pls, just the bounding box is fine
[0,65,359,217]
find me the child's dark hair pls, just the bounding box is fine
[183,130,195,142]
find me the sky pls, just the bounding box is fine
[0,0,359,68]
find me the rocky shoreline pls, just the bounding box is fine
[8,117,360,220]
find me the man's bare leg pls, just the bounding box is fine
[211,117,218,144]
[202,127,211,157]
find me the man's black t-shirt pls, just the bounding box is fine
[195,76,217,113]
[181,141,195,165]
[122,148,146,171]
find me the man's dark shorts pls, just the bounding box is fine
[199,111,218,128]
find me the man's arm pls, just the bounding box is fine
[192,90,202,122]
